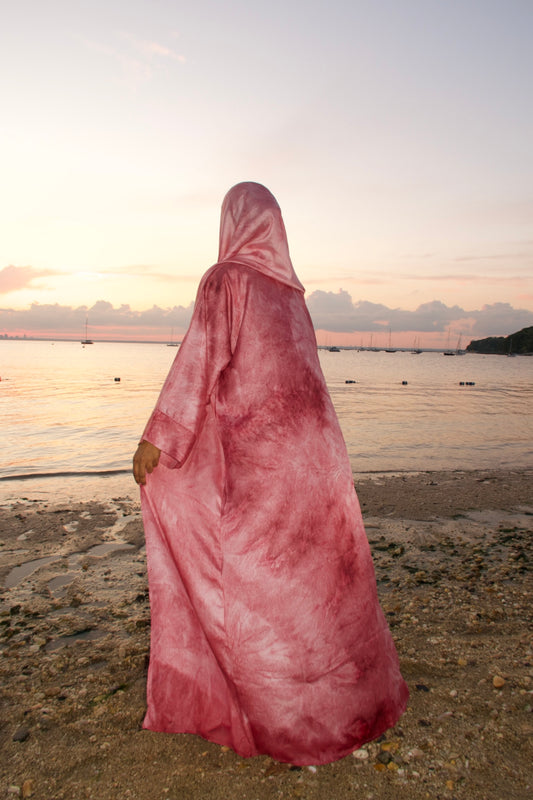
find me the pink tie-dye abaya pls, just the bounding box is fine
[140,182,408,765]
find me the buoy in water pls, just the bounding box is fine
[114,377,121,382]
[345,379,357,384]
[401,380,408,385]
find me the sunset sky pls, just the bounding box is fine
[1,0,532,345]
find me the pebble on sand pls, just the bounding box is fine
[12,727,30,743]
[493,675,506,688]
[22,780,35,799]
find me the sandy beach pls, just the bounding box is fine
[1,469,531,800]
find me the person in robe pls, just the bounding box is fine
[133,181,409,766]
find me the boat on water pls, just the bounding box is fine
[384,329,396,353]
[81,317,93,345]
[443,334,464,356]
[167,328,180,347]
[327,346,341,352]
[367,334,380,352]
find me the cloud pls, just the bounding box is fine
[0,300,194,335]
[400,272,528,283]
[453,253,530,263]
[120,33,186,63]
[84,32,185,86]
[87,300,194,329]
[77,265,201,283]
[85,39,151,82]
[469,302,533,336]
[348,266,531,285]
[1,294,531,340]
[306,290,532,337]
[304,275,386,286]
[0,265,57,294]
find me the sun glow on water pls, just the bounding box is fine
[1,341,531,481]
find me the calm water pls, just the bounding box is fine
[1,340,532,481]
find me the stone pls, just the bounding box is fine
[12,726,30,743]
[381,741,400,752]
[353,748,369,760]
[22,780,35,798]
[493,675,506,688]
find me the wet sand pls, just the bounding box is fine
[0,469,532,800]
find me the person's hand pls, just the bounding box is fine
[133,440,161,485]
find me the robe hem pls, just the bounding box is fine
[141,688,409,766]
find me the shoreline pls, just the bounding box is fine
[1,465,532,507]
[1,468,532,799]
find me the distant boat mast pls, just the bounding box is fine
[167,327,179,347]
[384,328,396,353]
[81,316,93,345]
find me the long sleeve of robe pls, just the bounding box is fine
[139,183,408,766]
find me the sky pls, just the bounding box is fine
[1,0,532,345]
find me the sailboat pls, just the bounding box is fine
[384,329,396,353]
[167,328,179,347]
[81,317,93,345]
[443,333,464,356]
[411,336,422,354]
[368,333,379,352]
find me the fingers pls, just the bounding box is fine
[133,441,161,485]
[132,451,146,485]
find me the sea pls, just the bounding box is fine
[1,340,532,501]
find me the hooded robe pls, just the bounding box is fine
[140,182,408,765]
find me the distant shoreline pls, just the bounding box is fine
[0,336,182,345]
[3,336,533,355]
[3,336,531,354]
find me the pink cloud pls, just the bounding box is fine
[120,32,186,63]
[0,265,57,294]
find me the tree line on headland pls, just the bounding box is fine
[466,326,533,355]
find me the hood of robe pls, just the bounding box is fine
[218,182,305,293]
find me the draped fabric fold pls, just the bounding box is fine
[140,182,408,765]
